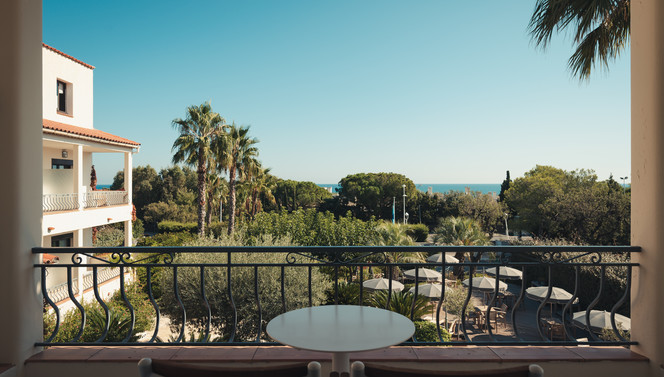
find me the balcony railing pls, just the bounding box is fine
[33,245,638,347]
[43,191,128,212]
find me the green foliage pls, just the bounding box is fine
[338,172,417,220]
[157,221,198,234]
[133,219,145,241]
[370,291,430,320]
[43,282,154,343]
[326,282,372,305]
[94,225,124,247]
[158,237,331,342]
[504,166,630,244]
[443,287,473,317]
[413,320,451,342]
[407,224,429,242]
[272,179,333,211]
[499,170,511,202]
[243,209,378,247]
[137,231,196,246]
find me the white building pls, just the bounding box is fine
[41,43,139,311]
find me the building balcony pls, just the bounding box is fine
[43,191,128,213]
[27,245,647,377]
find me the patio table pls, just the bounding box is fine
[266,305,414,374]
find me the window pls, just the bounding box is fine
[51,158,73,169]
[51,233,73,247]
[56,79,72,115]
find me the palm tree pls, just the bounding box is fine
[172,102,226,236]
[243,163,276,219]
[433,216,489,278]
[214,123,259,234]
[529,0,630,79]
[205,172,227,228]
[371,222,424,280]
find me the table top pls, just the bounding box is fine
[266,305,415,353]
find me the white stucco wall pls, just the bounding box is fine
[42,46,94,128]
[43,204,133,236]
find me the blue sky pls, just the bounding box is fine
[43,1,630,185]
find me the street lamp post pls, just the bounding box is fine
[620,176,628,191]
[402,184,407,225]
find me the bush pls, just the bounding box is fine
[370,291,430,320]
[94,225,124,247]
[137,231,196,246]
[207,222,226,238]
[157,221,197,234]
[413,320,451,342]
[43,282,154,343]
[158,236,332,342]
[407,224,430,242]
[133,219,145,241]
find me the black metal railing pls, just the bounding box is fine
[34,245,638,347]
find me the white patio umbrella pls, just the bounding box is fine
[572,310,631,332]
[485,266,523,280]
[362,278,404,292]
[426,253,459,264]
[408,283,444,299]
[403,268,442,282]
[525,286,577,304]
[462,276,508,292]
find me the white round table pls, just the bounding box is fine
[266,305,415,373]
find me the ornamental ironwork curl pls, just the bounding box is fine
[284,251,327,265]
[110,252,133,265]
[347,251,387,264]
[540,250,603,265]
[71,253,84,265]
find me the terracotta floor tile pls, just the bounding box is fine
[351,347,417,361]
[488,346,582,361]
[413,346,501,361]
[566,346,649,361]
[171,346,258,361]
[87,347,180,361]
[253,346,331,361]
[26,347,103,362]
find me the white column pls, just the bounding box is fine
[73,144,84,210]
[124,152,133,246]
[631,1,664,375]
[124,151,132,203]
[0,0,43,373]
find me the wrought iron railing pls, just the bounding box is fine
[45,267,122,303]
[43,191,128,212]
[33,245,638,347]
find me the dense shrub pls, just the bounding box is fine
[158,236,331,342]
[243,209,378,247]
[407,224,429,242]
[157,221,198,234]
[370,291,430,320]
[43,282,154,343]
[93,225,124,247]
[413,320,451,342]
[137,231,196,246]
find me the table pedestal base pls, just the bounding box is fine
[332,352,350,374]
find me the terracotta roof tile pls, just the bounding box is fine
[42,43,95,70]
[43,119,140,147]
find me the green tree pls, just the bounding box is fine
[171,102,226,236]
[499,170,511,202]
[529,0,630,80]
[214,123,259,235]
[433,216,489,277]
[273,180,332,211]
[338,172,417,220]
[370,291,430,320]
[111,165,160,220]
[370,222,424,279]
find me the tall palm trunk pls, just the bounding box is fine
[227,167,237,235]
[197,147,207,236]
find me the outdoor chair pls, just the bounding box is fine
[350,361,544,377]
[137,358,321,377]
[447,319,465,340]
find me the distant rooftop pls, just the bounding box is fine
[43,119,140,148]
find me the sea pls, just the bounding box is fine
[317,183,501,195]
